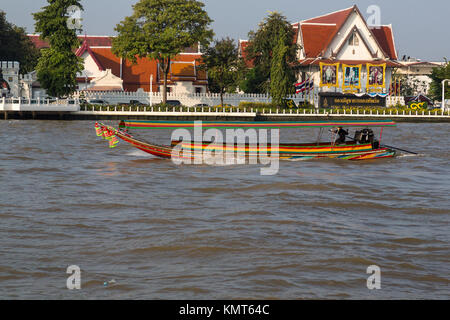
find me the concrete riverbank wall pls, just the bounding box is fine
[1,109,449,122]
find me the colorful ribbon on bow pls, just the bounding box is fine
[95,123,119,148]
[95,122,103,137]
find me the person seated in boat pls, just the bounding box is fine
[335,127,349,144]
[360,129,375,144]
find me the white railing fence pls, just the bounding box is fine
[77,104,450,118]
[73,91,308,107]
[73,90,408,108]
[0,97,80,111]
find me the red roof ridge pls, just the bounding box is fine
[301,22,337,26]
[303,6,355,23]
[369,25,398,60]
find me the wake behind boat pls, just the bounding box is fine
[96,120,400,161]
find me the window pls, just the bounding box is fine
[195,87,202,94]
[167,87,172,93]
[348,33,359,46]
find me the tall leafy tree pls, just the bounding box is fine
[0,11,40,75]
[428,60,450,102]
[202,38,239,106]
[242,11,299,93]
[33,0,84,97]
[270,33,294,106]
[112,0,213,104]
[238,64,268,94]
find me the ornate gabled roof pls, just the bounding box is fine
[298,6,398,61]
[76,40,105,71]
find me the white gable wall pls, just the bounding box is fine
[336,32,374,60]
[78,51,104,78]
[326,10,386,60]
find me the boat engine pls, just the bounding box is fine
[359,129,380,149]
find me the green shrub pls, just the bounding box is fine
[238,101,275,109]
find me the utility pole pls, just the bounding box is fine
[442,79,450,111]
[149,74,153,106]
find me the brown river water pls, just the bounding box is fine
[0,120,449,299]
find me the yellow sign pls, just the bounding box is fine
[342,64,362,92]
[320,63,340,88]
[409,102,426,110]
[366,63,386,92]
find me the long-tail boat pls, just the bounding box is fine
[97,120,399,161]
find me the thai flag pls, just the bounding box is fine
[295,80,307,93]
[295,79,314,94]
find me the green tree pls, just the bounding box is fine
[428,60,450,102]
[242,11,299,93]
[237,62,268,94]
[270,33,294,106]
[112,0,213,104]
[0,11,40,74]
[202,38,238,106]
[33,0,84,97]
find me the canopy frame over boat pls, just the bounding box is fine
[97,120,399,161]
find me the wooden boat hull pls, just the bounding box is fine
[114,130,396,161]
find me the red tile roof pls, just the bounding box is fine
[122,56,158,92]
[28,35,112,50]
[303,6,354,25]
[292,23,300,44]
[369,26,398,60]
[300,24,337,58]
[82,36,113,47]
[28,35,50,49]
[300,6,355,58]
[238,40,255,68]
[90,47,121,76]
[170,62,196,80]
